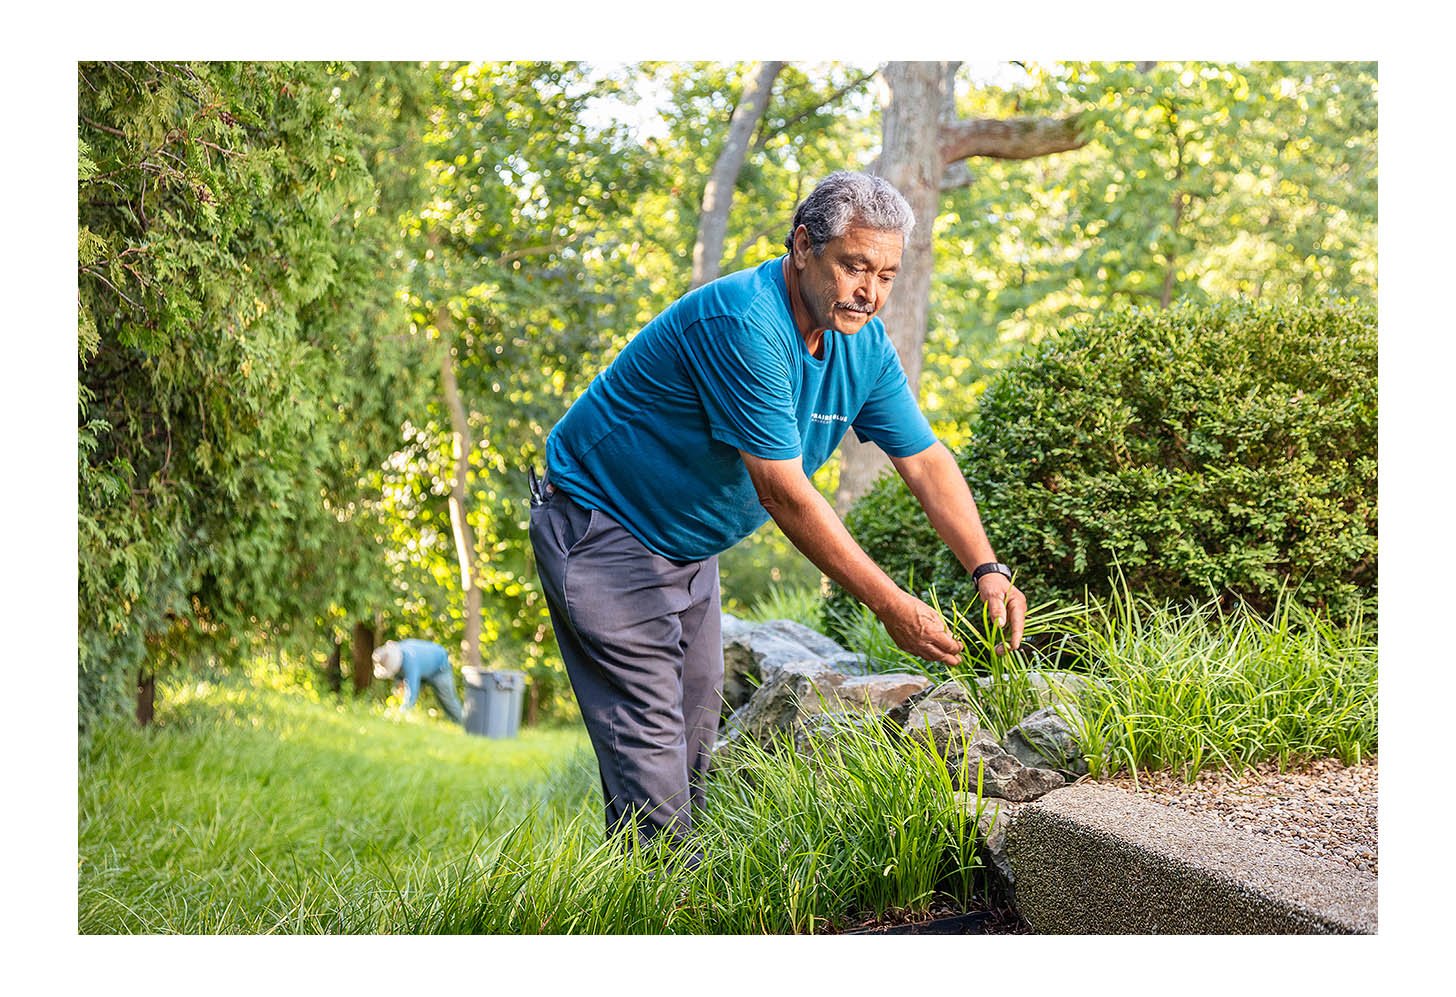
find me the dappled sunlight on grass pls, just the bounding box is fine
[79,673,595,933]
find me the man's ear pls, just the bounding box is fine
[791,225,811,267]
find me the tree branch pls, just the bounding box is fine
[80,114,127,138]
[938,114,1088,164]
[751,67,880,154]
[940,161,975,192]
[490,231,596,266]
[692,61,784,288]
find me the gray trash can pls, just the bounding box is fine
[461,668,525,738]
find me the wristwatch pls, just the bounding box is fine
[971,562,1013,585]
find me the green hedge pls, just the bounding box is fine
[829,300,1377,630]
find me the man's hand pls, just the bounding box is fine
[879,591,963,666]
[739,451,963,666]
[976,573,1026,652]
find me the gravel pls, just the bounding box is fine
[1104,755,1378,875]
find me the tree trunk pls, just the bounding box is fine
[691,61,784,289]
[832,62,1091,514]
[351,621,375,694]
[440,340,484,673]
[135,667,155,727]
[836,61,955,514]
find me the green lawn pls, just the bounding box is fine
[78,676,598,933]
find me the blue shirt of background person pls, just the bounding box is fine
[371,639,463,723]
[545,253,935,562]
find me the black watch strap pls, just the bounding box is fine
[971,562,1012,584]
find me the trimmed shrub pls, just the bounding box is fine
[833,300,1377,626]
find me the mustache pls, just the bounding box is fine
[834,300,874,314]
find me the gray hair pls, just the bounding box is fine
[372,641,402,680]
[784,171,915,254]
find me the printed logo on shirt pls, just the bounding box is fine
[810,412,849,425]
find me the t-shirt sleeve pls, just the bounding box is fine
[851,335,938,457]
[678,316,801,460]
[401,655,421,710]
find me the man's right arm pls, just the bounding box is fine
[400,657,419,710]
[740,451,963,665]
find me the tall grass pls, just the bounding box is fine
[80,673,984,934]
[1065,591,1377,780]
[78,675,597,933]
[406,717,983,934]
[930,587,1377,781]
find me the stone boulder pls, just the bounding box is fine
[713,617,1068,805]
[716,665,849,748]
[792,710,886,756]
[1002,705,1089,778]
[960,794,1027,894]
[897,680,1066,802]
[719,615,865,714]
[718,666,931,750]
[833,673,933,712]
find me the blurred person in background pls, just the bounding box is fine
[372,639,464,724]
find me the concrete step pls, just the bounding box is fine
[972,783,1377,934]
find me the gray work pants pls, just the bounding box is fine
[528,484,724,853]
[421,668,464,724]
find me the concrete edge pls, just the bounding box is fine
[966,782,1377,934]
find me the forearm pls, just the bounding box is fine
[756,473,905,615]
[741,451,964,663]
[892,442,1026,648]
[893,442,998,573]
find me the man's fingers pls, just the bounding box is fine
[1006,587,1026,649]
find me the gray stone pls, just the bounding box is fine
[718,668,930,752]
[721,628,823,714]
[959,794,1027,893]
[901,691,983,751]
[753,619,852,660]
[792,710,884,755]
[1002,705,1089,778]
[717,665,849,747]
[832,673,932,712]
[971,748,1067,802]
[720,617,872,713]
[720,611,756,642]
[900,692,1064,802]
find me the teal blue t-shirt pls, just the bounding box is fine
[545,255,936,561]
[398,639,449,711]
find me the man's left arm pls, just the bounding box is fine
[890,441,1026,651]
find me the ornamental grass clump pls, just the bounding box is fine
[412,716,984,934]
[1062,588,1377,781]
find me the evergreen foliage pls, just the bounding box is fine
[77,62,432,719]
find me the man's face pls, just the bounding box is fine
[791,224,903,335]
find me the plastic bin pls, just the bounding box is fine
[461,668,525,738]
